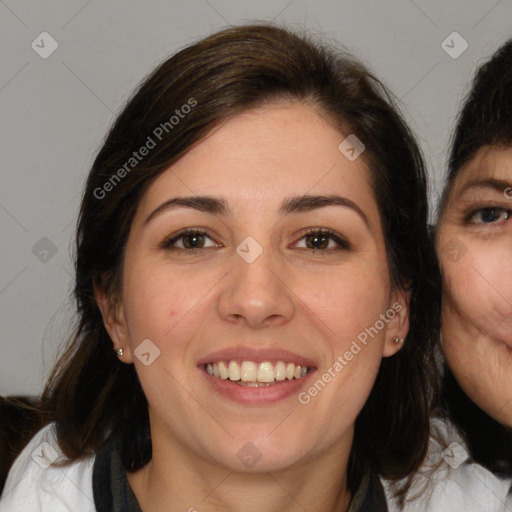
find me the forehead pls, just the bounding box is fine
[455,145,512,184]
[136,101,379,222]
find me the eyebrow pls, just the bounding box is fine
[458,178,512,196]
[144,194,370,227]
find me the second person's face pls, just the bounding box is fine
[437,145,512,426]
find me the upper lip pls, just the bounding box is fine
[197,347,317,368]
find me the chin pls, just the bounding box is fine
[212,433,309,473]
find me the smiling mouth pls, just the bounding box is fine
[203,360,312,387]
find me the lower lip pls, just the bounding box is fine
[201,367,315,405]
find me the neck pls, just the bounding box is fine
[127,419,354,512]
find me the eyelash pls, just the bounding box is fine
[159,228,219,253]
[464,206,512,225]
[296,228,351,252]
[159,227,351,254]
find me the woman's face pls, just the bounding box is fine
[437,145,512,427]
[98,101,408,472]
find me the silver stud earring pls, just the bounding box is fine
[116,347,124,357]
[392,336,404,344]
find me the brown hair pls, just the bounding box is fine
[39,23,441,498]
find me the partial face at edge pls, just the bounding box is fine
[96,100,409,473]
[437,145,512,426]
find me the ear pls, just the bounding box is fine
[93,277,134,363]
[382,287,410,357]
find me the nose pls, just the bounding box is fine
[217,246,295,329]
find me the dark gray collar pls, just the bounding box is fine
[93,432,142,512]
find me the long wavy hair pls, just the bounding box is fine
[39,23,441,499]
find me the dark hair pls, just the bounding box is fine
[39,23,441,498]
[439,39,512,213]
[0,396,46,494]
[441,367,512,476]
[437,39,512,476]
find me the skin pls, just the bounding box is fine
[437,145,512,427]
[95,100,409,512]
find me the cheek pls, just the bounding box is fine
[443,243,512,337]
[295,263,391,354]
[471,244,512,305]
[123,276,175,342]
[121,261,221,348]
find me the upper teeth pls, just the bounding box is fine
[205,361,309,383]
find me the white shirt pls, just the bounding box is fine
[383,419,512,512]
[2,422,511,511]
[0,423,96,512]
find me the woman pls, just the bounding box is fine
[435,39,512,498]
[0,24,441,511]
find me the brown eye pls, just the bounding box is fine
[181,233,206,249]
[161,229,220,252]
[305,233,330,249]
[294,229,350,251]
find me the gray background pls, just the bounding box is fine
[1,0,511,395]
